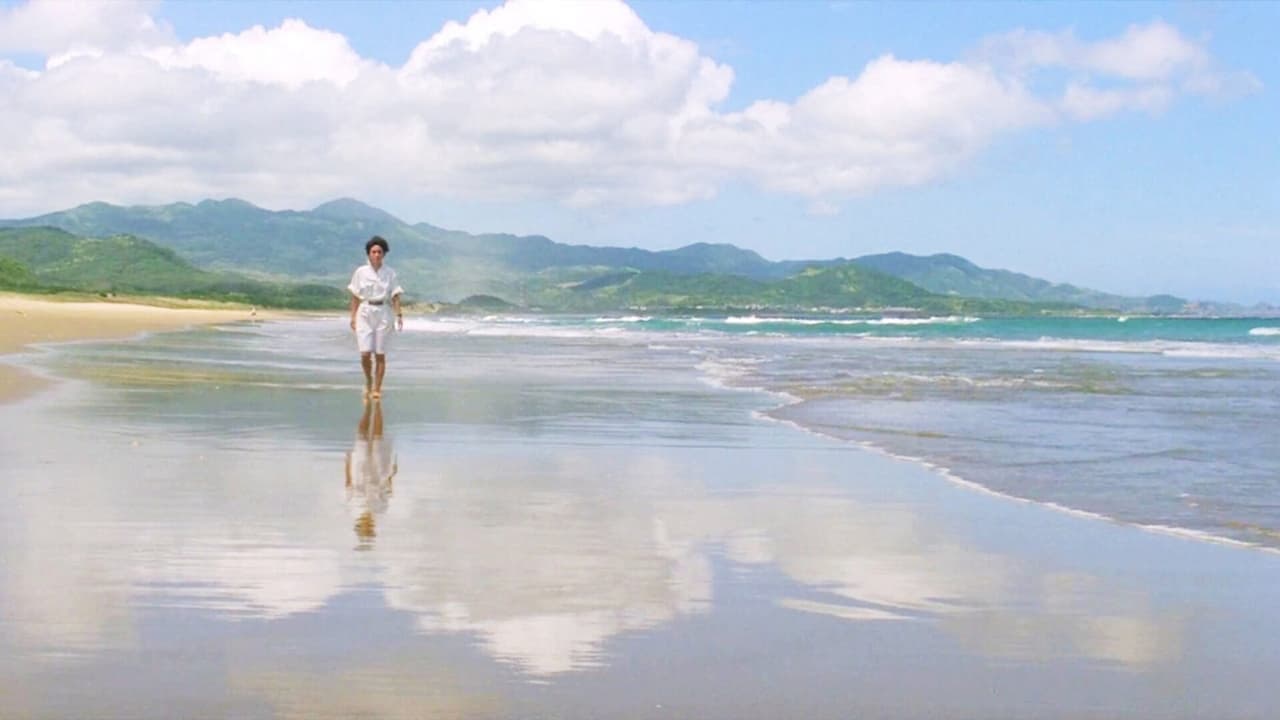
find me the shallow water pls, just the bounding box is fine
[412,312,1280,550]
[2,317,1280,718]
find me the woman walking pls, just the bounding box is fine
[347,235,404,400]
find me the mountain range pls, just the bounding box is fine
[0,197,1214,313]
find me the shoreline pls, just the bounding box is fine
[760,404,1280,557]
[0,292,267,405]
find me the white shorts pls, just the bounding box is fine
[355,304,394,354]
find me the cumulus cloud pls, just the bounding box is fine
[0,0,171,57]
[688,56,1049,197]
[143,18,374,89]
[0,0,1260,216]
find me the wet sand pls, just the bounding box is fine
[0,293,262,403]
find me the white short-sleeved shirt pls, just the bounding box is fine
[347,264,404,304]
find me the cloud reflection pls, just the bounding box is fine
[1,403,1186,676]
[377,452,713,675]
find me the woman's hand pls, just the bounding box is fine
[350,316,357,332]
[396,314,404,332]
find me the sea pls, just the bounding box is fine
[411,311,1280,552]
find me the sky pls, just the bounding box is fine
[0,1,1276,303]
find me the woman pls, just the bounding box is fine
[347,235,404,400]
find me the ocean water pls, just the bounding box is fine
[5,311,1280,717]
[416,312,1280,552]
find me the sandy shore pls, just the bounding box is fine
[0,293,263,404]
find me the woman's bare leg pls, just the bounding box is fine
[373,353,387,398]
[360,352,373,397]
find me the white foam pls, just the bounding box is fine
[694,355,773,394]
[1249,327,1280,336]
[723,315,824,325]
[719,315,977,327]
[401,316,623,341]
[1133,523,1277,552]
[956,337,1280,361]
[864,315,980,326]
[401,317,483,334]
[592,315,652,323]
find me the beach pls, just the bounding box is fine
[2,311,1279,718]
[0,293,263,403]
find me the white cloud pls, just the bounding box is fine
[0,1,1260,216]
[1060,81,1173,121]
[1082,21,1208,81]
[143,18,374,89]
[979,20,1260,121]
[981,22,1208,81]
[690,56,1050,199]
[0,0,170,57]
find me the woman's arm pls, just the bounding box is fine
[349,293,359,331]
[392,294,403,331]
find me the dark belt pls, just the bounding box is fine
[365,299,385,306]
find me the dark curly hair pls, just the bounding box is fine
[365,235,389,255]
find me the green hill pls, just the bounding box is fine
[522,262,1069,314]
[8,198,442,279]
[854,252,1186,313]
[0,227,347,309]
[0,254,38,289]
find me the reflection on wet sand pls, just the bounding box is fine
[369,455,1186,675]
[708,494,1186,669]
[0,357,1191,687]
[0,420,1189,679]
[941,573,1186,668]
[712,494,1012,616]
[346,400,397,549]
[379,452,714,675]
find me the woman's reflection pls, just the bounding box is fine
[345,400,397,549]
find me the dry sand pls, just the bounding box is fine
[0,293,263,404]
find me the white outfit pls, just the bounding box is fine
[348,263,404,354]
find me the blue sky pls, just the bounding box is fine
[1,1,1276,303]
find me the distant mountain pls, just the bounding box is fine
[0,198,818,301]
[428,231,789,277]
[853,252,1186,313]
[526,261,1070,314]
[311,197,405,224]
[0,198,438,279]
[0,227,346,308]
[0,198,1192,313]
